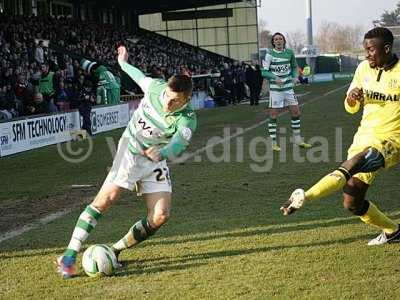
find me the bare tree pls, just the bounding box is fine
[258,19,272,48]
[316,21,364,53]
[375,1,400,26]
[286,30,306,54]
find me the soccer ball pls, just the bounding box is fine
[82,244,118,277]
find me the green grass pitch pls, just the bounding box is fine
[1,80,400,299]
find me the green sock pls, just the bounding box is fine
[64,205,102,258]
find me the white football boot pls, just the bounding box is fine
[367,226,400,246]
[280,188,306,216]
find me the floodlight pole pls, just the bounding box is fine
[305,0,315,72]
[306,0,313,47]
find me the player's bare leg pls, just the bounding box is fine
[111,192,171,264]
[342,178,400,245]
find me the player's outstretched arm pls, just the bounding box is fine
[117,46,152,93]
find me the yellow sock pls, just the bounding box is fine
[305,169,347,201]
[360,202,398,234]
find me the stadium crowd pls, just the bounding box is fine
[0,14,262,121]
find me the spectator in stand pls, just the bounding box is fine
[14,74,26,99]
[28,62,41,83]
[0,14,234,118]
[65,79,76,103]
[150,65,164,79]
[39,62,58,113]
[27,41,35,63]
[21,78,36,115]
[4,83,19,118]
[0,85,13,120]
[69,73,85,109]
[1,67,14,87]
[65,58,74,81]
[35,40,45,65]
[180,65,191,77]
[55,81,70,111]
[25,92,45,115]
[14,73,27,115]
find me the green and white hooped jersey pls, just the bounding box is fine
[123,76,197,161]
[262,48,298,92]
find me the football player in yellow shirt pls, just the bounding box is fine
[281,27,400,245]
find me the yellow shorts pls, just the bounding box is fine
[347,133,400,184]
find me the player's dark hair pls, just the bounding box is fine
[271,32,286,48]
[364,27,394,46]
[167,75,193,96]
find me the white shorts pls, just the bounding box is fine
[269,90,298,108]
[104,138,172,195]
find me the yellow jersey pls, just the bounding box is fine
[345,60,400,138]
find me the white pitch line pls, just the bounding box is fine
[0,197,93,244]
[172,84,349,163]
[0,83,349,245]
[0,208,73,244]
[239,91,311,105]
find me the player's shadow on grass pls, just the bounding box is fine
[142,215,383,248]
[116,233,372,276]
[1,212,399,256]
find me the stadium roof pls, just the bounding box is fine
[91,0,244,14]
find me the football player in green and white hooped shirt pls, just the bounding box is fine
[56,46,197,279]
[262,32,311,151]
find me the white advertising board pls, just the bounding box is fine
[0,111,80,157]
[90,103,130,135]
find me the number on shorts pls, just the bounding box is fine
[153,168,170,182]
